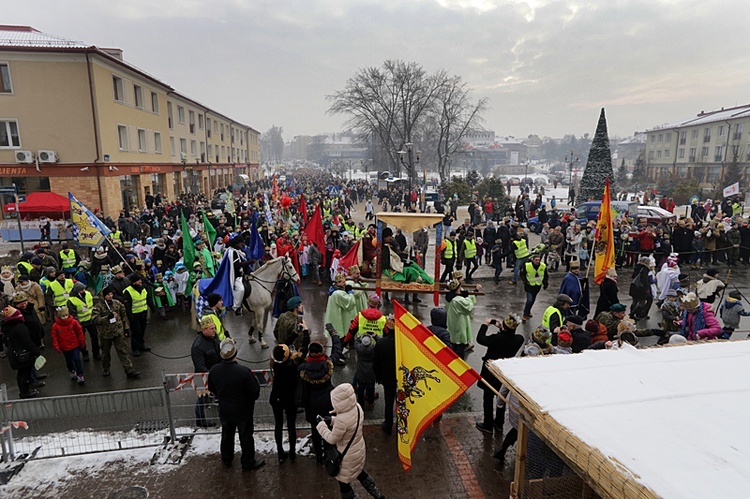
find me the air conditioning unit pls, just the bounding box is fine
[15,151,34,164]
[180,152,188,161]
[37,150,58,163]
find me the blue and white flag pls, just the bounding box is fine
[263,193,274,226]
[68,192,111,247]
[244,220,265,261]
[198,251,235,309]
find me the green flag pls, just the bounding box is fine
[202,210,217,248]
[181,212,195,270]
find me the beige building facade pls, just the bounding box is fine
[645,105,750,186]
[0,25,259,217]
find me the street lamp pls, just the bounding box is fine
[398,142,420,192]
[565,149,580,187]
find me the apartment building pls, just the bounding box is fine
[644,105,750,185]
[0,25,260,216]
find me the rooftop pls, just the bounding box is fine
[0,25,88,48]
[648,104,750,132]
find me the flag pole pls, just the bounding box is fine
[104,235,135,274]
[479,372,509,405]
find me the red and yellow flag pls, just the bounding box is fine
[593,177,615,285]
[393,301,481,471]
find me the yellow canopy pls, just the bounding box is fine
[376,212,445,234]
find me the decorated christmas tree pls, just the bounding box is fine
[579,108,615,202]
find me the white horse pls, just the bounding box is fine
[243,255,299,348]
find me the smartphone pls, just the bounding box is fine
[325,323,335,333]
[490,319,497,326]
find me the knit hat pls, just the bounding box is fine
[666,289,677,297]
[566,315,584,326]
[2,306,23,322]
[207,293,222,307]
[680,292,700,311]
[12,291,28,304]
[503,314,520,331]
[585,320,600,334]
[706,269,719,277]
[127,273,142,284]
[17,274,29,283]
[557,331,573,347]
[610,303,626,313]
[532,326,552,344]
[287,296,302,309]
[31,257,42,265]
[219,338,237,360]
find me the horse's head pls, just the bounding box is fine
[281,256,300,283]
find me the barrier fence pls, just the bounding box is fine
[0,370,277,462]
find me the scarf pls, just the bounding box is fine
[680,304,706,341]
[1,276,15,297]
[19,282,33,292]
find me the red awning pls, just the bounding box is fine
[4,191,70,215]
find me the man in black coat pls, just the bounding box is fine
[2,307,41,398]
[373,318,396,435]
[565,315,590,353]
[192,316,221,427]
[475,315,524,434]
[207,339,265,471]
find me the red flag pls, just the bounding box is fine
[299,194,309,225]
[304,205,326,266]
[338,239,360,272]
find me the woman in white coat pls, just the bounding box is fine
[316,383,385,499]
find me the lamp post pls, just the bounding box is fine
[565,149,580,187]
[398,142,420,193]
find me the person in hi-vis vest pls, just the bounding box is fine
[122,273,150,356]
[520,253,548,322]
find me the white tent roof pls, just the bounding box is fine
[492,341,750,498]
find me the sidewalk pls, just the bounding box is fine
[2,416,512,499]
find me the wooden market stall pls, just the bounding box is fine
[487,341,750,499]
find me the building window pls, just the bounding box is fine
[731,144,740,159]
[689,148,696,161]
[701,146,709,157]
[703,128,711,142]
[650,135,655,143]
[715,145,724,162]
[734,124,744,140]
[658,134,663,142]
[134,85,143,108]
[678,148,685,159]
[221,145,225,159]
[746,145,750,161]
[707,166,720,182]
[198,114,204,130]
[200,141,205,160]
[138,128,147,152]
[151,92,159,113]
[180,138,187,155]
[718,125,726,137]
[154,132,162,153]
[189,110,195,134]
[170,137,175,156]
[0,63,12,93]
[665,133,671,142]
[117,125,129,151]
[214,120,218,134]
[692,129,698,140]
[207,144,213,159]
[112,76,124,102]
[220,123,225,141]
[656,150,662,159]
[177,106,185,124]
[664,149,670,158]
[207,118,212,138]
[679,131,686,145]
[0,120,21,148]
[190,140,197,156]
[167,102,173,129]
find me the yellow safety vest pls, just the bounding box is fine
[514,239,530,259]
[49,279,75,307]
[17,261,33,274]
[542,306,563,330]
[357,312,387,337]
[69,291,94,323]
[207,313,228,341]
[443,239,455,259]
[60,249,76,269]
[124,286,148,314]
[464,239,477,259]
[524,262,546,287]
[112,231,122,243]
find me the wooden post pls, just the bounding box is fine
[434,222,442,306]
[375,219,383,297]
[512,419,529,499]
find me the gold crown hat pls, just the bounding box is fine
[503,314,521,330]
[12,291,28,304]
[1,265,14,274]
[447,279,461,292]
[348,265,360,273]
[200,315,215,329]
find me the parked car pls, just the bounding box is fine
[636,205,676,225]
[520,177,534,187]
[526,200,638,232]
[534,177,548,186]
[509,177,521,185]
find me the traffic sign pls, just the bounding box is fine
[0,186,17,194]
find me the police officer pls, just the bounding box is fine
[123,273,149,356]
[520,253,548,322]
[440,231,458,283]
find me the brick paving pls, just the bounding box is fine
[5,416,512,499]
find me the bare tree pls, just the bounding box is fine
[328,60,486,186]
[260,125,284,163]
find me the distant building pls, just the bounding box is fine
[644,105,750,184]
[615,133,646,169]
[0,25,259,216]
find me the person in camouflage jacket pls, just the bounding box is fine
[91,286,139,378]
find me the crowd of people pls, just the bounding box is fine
[3,167,750,494]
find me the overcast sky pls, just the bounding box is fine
[7,0,750,141]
